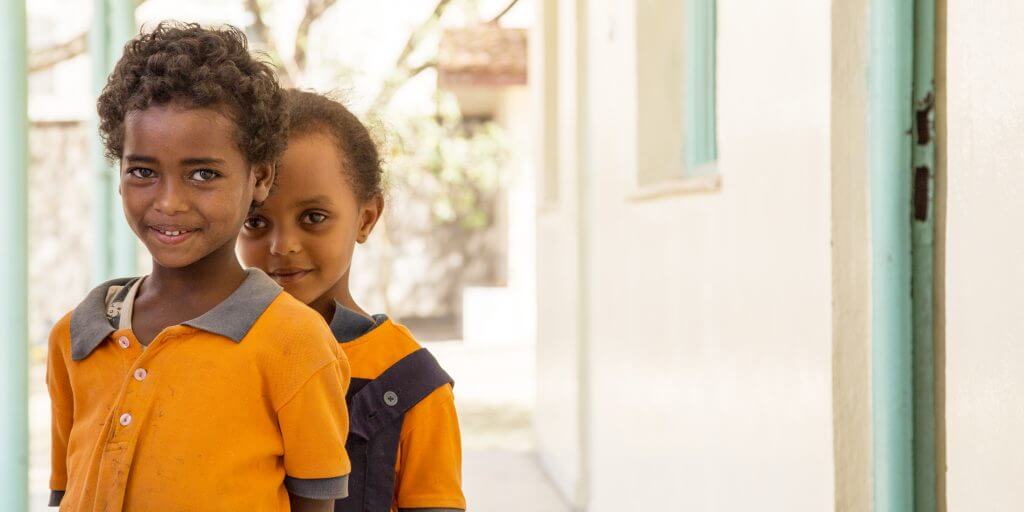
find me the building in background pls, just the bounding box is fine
[438,23,536,346]
[13,0,1024,510]
[530,0,1024,511]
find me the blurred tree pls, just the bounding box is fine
[30,0,520,321]
[28,0,147,73]
[241,0,518,318]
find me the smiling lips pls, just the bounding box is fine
[149,225,198,245]
[269,268,313,284]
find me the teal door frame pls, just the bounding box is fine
[869,0,938,510]
[92,0,138,282]
[0,0,29,509]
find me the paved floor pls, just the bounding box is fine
[28,341,568,512]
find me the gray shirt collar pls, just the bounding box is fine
[328,301,385,343]
[69,277,133,361]
[69,269,282,361]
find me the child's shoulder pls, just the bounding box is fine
[50,276,138,356]
[341,316,427,379]
[260,289,330,330]
[247,289,338,360]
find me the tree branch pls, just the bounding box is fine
[29,32,88,74]
[367,0,454,117]
[244,0,299,86]
[293,0,339,73]
[488,0,521,24]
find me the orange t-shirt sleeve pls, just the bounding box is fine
[394,384,466,510]
[277,359,352,482]
[46,317,73,496]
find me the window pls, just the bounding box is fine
[635,0,718,189]
[683,0,717,172]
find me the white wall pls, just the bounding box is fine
[533,0,584,503]
[535,0,835,509]
[945,0,1024,508]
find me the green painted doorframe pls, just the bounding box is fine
[91,0,115,283]
[911,0,938,510]
[0,0,29,509]
[870,0,938,510]
[92,0,138,283]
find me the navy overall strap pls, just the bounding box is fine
[348,348,453,441]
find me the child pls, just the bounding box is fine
[47,24,351,511]
[238,89,466,512]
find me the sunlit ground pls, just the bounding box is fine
[28,339,567,511]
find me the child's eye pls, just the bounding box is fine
[189,169,220,182]
[244,216,268,230]
[301,212,328,225]
[126,167,155,179]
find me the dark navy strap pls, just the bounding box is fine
[348,348,453,441]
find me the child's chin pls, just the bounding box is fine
[147,246,209,270]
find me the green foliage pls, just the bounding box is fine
[382,91,510,231]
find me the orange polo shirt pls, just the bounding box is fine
[330,305,465,511]
[47,269,351,511]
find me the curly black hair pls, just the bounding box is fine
[97,22,286,166]
[283,89,384,202]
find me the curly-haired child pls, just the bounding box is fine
[47,23,351,512]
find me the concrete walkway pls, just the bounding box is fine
[28,341,568,512]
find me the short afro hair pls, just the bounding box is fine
[97,22,286,166]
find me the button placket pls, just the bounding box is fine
[111,334,169,442]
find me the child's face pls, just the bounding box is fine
[237,132,379,308]
[120,103,274,270]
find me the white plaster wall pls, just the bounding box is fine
[945,1,1024,508]
[533,0,583,503]
[534,0,835,509]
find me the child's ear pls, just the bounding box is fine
[251,162,276,203]
[356,194,385,244]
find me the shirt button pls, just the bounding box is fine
[383,391,399,407]
[119,413,132,426]
[134,368,148,381]
[117,336,130,349]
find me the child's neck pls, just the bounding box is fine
[146,239,246,302]
[311,272,372,323]
[129,239,246,345]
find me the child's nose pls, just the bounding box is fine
[153,181,190,215]
[269,227,302,255]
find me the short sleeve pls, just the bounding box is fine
[394,384,466,510]
[278,359,351,500]
[46,317,73,506]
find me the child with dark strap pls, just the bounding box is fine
[238,89,465,512]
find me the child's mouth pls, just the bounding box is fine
[149,226,197,245]
[269,268,312,284]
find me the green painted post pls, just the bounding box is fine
[869,0,915,510]
[107,0,138,276]
[92,0,138,282]
[683,0,717,172]
[0,0,30,508]
[912,0,938,510]
[91,0,114,283]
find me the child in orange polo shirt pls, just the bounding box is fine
[47,24,350,512]
[238,89,466,512]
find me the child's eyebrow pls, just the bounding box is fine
[124,154,158,163]
[181,157,227,166]
[295,195,333,208]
